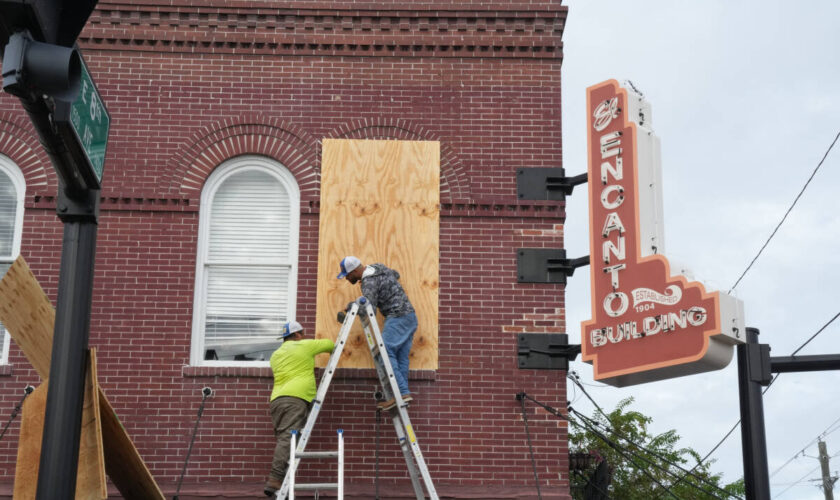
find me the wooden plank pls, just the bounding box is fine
[80,348,107,499]
[0,256,56,378]
[0,256,165,500]
[99,389,166,500]
[317,139,440,369]
[13,349,106,500]
[13,383,45,500]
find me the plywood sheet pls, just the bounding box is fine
[14,349,106,500]
[0,256,165,500]
[99,388,165,500]
[317,139,440,369]
[0,256,56,378]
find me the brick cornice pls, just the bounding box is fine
[81,5,566,59]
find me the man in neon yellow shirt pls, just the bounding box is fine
[264,321,335,497]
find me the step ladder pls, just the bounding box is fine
[276,298,438,500]
[287,429,344,500]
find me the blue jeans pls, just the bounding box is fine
[382,312,417,395]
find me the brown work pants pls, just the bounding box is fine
[268,396,310,481]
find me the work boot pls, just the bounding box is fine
[377,397,397,411]
[264,477,283,497]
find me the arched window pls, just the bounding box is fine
[0,155,25,364]
[190,156,300,366]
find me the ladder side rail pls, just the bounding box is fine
[359,312,425,498]
[337,429,344,500]
[391,406,439,500]
[288,431,297,500]
[358,302,404,403]
[359,301,438,500]
[277,304,359,500]
[387,410,426,498]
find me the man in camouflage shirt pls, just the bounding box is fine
[337,256,416,409]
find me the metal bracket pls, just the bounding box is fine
[517,333,581,370]
[748,342,773,386]
[56,183,99,222]
[517,249,590,284]
[516,168,588,201]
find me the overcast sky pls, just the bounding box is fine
[560,2,840,498]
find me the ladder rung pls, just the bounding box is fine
[295,483,339,490]
[296,450,339,458]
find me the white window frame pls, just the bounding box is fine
[0,154,25,364]
[189,155,300,367]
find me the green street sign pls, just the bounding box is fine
[68,56,109,184]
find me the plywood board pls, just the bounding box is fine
[0,256,165,500]
[99,388,165,500]
[317,139,439,369]
[0,256,56,378]
[13,349,106,500]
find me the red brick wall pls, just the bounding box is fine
[0,2,570,498]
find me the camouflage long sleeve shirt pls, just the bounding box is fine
[360,263,415,318]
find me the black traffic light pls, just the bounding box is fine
[0,0,99,48]
[2,30,80,100]
[0,0,104,196]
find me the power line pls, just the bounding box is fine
[566,379,741,499]
[790,310,840,356]
[569,373,743,498]
[564,411,684,500]
[687,310,840,475]
[772,463,822,499]
[569,407,738,500]
[729,130,840,293]
[771,414,840,478]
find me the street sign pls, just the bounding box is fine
[59,54,109,186]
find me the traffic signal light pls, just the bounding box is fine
[0,0,105,195]
[2,30,80,100]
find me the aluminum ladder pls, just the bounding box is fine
[286,428,344,500]
[276,298,438,500]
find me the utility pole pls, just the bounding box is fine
[819,440,837,500]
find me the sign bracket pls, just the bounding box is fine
[517,333,581,371]
[516,249,589,284]
[516,168,589,201]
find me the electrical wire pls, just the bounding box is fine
[571,466,614,500]
[569,406,739,500]
[678,310,840,483]
[772,463,821,499]
[790,310,840,356]
[520,392,730,500]
[569,374,742,498]
[771,414,840,478]
[729,130,840,293]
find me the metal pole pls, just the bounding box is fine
[819,441,835,500]
[737,327,771,500]
[35,187,98,500]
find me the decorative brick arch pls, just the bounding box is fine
[167,116,319,202]
[0,113,53,193]
[327,118,472,203]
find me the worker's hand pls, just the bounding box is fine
[337,311,346,323]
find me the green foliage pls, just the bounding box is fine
[569,397,745,500]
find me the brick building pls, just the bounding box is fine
[0,1,570,498]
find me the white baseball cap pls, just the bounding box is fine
[281,321,303,339]
[337,256,361,279]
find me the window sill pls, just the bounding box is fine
[0,364,11,377]
[181,365,436,381]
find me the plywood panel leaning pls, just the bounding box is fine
[0,257,166,500]
[13,349,106,500]
[317,139,440,369]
